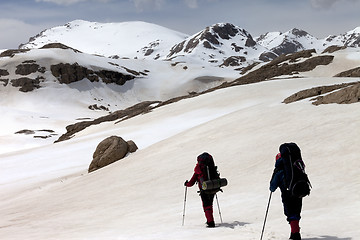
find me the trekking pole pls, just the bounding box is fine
[182,186,188,226]
[260,191,272,240]
[215,193,223,224]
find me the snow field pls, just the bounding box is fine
[0,76,359,239]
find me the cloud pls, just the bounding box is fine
[34,0,110,6]
[130,0,166,12]
[184,0,198,9]
[129,0,218,11]
[0,19,44,49]
[310,0,360,9]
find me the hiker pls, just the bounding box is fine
[184,152,216,228]
[270,143,311,240]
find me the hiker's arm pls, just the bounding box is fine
[269,168,281,192]
[185,173,197,187]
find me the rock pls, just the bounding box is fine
[334,66,360,77]
[55,101,159,143]
[127,140,138,153]
[15,61,46,75]
[40,43,82,53]
[283,81,360,105]
[15,129,35,135]
[322,45,346,54]
[220,56,246,67]
[51,62,98,84]
[10,77,41,92]
[50,62,135,85]
[88,136,138,173]
[0,49,30,58]
[312,83,360,105]
[233,49,333,85]
[0,79,8,86]
[0,69,9,76]
[88,104,109,111]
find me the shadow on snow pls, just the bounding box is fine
[217,221,249,229]
[303,236,351,240]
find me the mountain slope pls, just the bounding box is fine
[257,26,360,57]
[20,20,188,58]
[0,74,359,239]
[164,23,269,67]
[324,26,360,48]
[1,21,360,240]
[256,28,323,56]
[19,20,360,70]
[0,43,239,153]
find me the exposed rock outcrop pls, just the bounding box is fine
[55,101,160,142]
[15,61,46,75]
[51,62,135,85]
[88,136,138,173]
[15,129,57,139]
[40,43,82,53]
[0,79,9,86]
[10,77,43,92]
[0,49,30,58]
[322,45,346,54]
[312,83,360,105]
[283,81,360,105]
[0,69,9,76]
[334,67,360,77]
[232,49,334,85]
[220,56,246,67]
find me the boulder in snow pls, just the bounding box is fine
[88,136,138,173]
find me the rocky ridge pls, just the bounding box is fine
[0,43,141,92]
[18,21,360,69]
[55,48,358,143]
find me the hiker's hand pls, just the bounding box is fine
[184,180,188,186]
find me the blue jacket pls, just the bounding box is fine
[270,158,286,192]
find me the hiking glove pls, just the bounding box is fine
[184,180,189,186]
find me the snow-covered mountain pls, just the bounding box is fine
[19,20,188,59]
[0,41,238,147]
[5,20,360,112]
[162,23,269,67]
[19,20,360,66]
[1,19,360,240]
[324,26,360,48]
[256,26,360,57]
[20,21,271,67]
[256,28,323,56]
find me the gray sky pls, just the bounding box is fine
[0,0,360,49]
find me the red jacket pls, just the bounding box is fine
[185,163,207,190]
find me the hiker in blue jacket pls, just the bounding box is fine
[270,153,302,240]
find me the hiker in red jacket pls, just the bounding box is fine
[184,152,215,228]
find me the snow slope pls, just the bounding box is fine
[1,22,360,240]
[20,20,188,58]
[0,71,359,239]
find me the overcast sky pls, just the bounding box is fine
[0,0,360,49]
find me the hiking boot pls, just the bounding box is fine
[289,232,301,240]
[206,221,215,228]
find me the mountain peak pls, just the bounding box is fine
[289,28,311,38]
[20,20,188,58]
[347,26,360,34]
[166,22,259,64]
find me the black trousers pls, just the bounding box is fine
[281,190,302,222]
[200,192,215,208]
